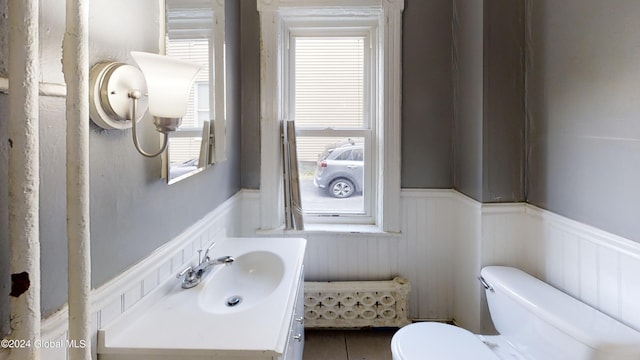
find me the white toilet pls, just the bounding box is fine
[391,266,640,360]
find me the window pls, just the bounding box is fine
[258,0,403,232]
[290,33,374,223]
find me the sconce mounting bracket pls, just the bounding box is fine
[89,61,148,130]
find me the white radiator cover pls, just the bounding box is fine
[303,277,411,328]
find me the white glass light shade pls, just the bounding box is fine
[130,51,202,118]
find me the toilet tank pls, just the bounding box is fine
[480,266,640,360]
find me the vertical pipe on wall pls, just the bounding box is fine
[62,0,91,359]
[7,0,41,359]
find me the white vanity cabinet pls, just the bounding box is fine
[97,237,307,360]
[281,270,305,360]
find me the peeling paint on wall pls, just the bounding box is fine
[9,272,30,298]
[0,94,9,338]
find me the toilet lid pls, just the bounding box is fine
[391,322,500,360]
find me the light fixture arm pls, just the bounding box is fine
[129,90,169,158]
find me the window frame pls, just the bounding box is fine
[257,0,403,233]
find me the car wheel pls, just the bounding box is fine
[329,178,355,198]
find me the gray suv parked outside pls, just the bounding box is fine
[313,141,363,198]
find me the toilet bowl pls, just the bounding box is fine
[391,322,499,360]
[391,266,640,360]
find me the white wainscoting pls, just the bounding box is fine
[239,189,458,321]
[526,206,640,332]
[33,193,241,360]
[462,200,640,334]
[242,189,640,334]
[19,188,640,360]
[451,193,483,333]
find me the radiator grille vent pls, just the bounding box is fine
[303,277,410,328]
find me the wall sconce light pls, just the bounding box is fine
[89,51,202,157]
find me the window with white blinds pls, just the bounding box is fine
[290,33,374,222]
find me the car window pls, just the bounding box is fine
[352,148,363,161]
[334,149,352,161]
[319,149,333,161]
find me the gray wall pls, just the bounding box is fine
[452,0,484,200]
[239,0,456,190]
[0,0,241,335]
[402,0,453,188]
[482,0,525,203]
[526,0,640,242]
[453,0,525,203]
[240,0,261,189]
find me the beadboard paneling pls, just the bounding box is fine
[475,202,640,332]
[529,206,640,331]
[238,189,458,321]
[239,189,640,333]
[451,193,482,332]
[399,190,455,320]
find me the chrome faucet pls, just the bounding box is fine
[176,242,235,289]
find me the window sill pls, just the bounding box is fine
[255,224,402,237]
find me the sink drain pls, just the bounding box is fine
[226,296,242,307]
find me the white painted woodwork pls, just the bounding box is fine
[7,1,41,359]
[241,189,640,333]
[63,0,92,358]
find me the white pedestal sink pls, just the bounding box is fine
[97,237,306,360]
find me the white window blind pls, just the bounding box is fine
[294,37,364,130]
[293,37,367,163]
[165,0,214,40]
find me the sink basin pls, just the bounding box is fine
[199,251,285,313]
[97,237,306,359]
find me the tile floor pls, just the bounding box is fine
[302,328,397,360]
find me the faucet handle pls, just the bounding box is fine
[202,242,217,262]
[177,266,194,278]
